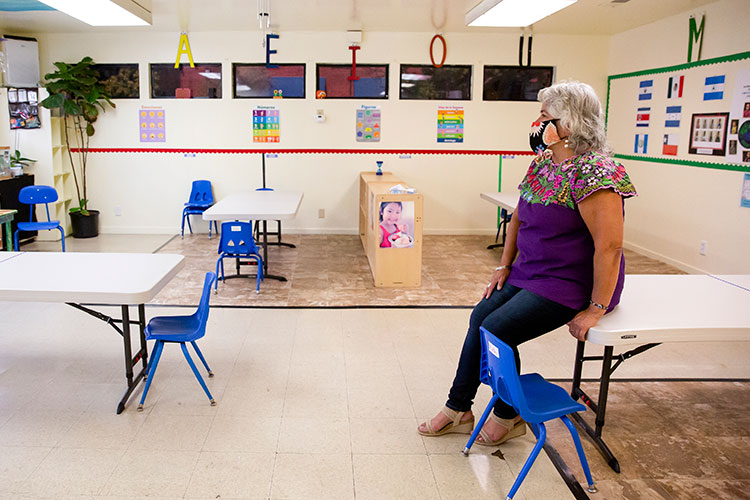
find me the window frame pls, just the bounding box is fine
[91,63,140,99]
[399,64,473,101]
[149,62,223,99]
[315,63,389,100]
[232,62,307,99]
[482,65,556,102]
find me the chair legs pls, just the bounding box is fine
[462,394,499,455]
[505,422,548,500]
[138,339,165,411]
[561,415,597,493]
[13,228,65,252]
[208,220,219,239]
[180,342,216,405]
[57,226,66,252]
[190,341,214,377]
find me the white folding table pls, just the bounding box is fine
[570,274,750,474]
[0,251,185,413]
[202,190,303,281]
[480,192,518,249]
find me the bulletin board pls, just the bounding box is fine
[605,51,750,173]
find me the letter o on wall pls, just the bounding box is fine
[430,34,446,68]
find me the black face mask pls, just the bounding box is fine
[529,119,562,155]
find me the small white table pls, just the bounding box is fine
[570,274,750,473]
[203,190,303,281]
[480,192,518,249]
[0,251,185,413]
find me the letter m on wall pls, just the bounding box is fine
[687,14,705,63]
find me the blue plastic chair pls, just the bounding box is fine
[14,185,65,252]
[138,272,218,411]
[181,180,219,239]
[216,221,263,293]
[463,327,596,499]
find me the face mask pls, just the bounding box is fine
[529,119,562,154]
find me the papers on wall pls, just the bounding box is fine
[253,105,280,143]
[703,75,726,101]
[741,173,750,208]
[662,134,679,156]
[726,69,750,164]
[437,106,464,143]
[634,133,648,154]
[139,107,165,142]
[664,106,681,127]
[636,107,650,127]
[667,75,684,99]
[356,106,381,142]
[638,80,653,101]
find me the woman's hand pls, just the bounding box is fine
[566,306,606,341]
[484,266,511,299]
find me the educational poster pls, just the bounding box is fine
[689,112,728,156]
[139,107,165,142]
[356,106,381,142]
[741,173,750,208]
[253,106,280,143]
[727,69,750,164]
[377,200,415,248]
[8,87,40,129]
[437,106,464,143]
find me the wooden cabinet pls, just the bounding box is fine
[359,172,423,288]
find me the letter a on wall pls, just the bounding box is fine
[175,33,195,68]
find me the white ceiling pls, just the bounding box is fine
[0,0,718,36]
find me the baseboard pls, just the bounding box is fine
[623,240,707,275]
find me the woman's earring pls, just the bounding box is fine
[564,139,570,148]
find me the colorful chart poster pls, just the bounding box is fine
[741,174,750,208]
[253,106,280,143]
[437,106,464,143]
[356,106,381,142]
[139,107,165,142]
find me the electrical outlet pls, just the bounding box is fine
[114,205,122,216]
[699,240,707,256]
[318,208,325,219]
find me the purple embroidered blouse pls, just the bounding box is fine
[506,151,638,310]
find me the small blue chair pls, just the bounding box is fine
[216,221,263,294]
[138,272,218,411]
[463,327,596,499]
[181,180,219,239]
[14,185,65,252]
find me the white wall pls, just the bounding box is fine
[609,0,750,274]
[7,30,607,235]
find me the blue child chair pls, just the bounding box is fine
[181,180,219,239]
[137,272,218,411]
[462,327,596,499]
[216,221,263,293]
[14,185,65,252]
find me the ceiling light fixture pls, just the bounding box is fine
[466,0,577,27]
[37,0,151,26]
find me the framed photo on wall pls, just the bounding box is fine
[689,112,729,156]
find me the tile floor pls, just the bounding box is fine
[2,233,748,499]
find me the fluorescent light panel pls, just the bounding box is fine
[466,0,577,27]
[37,0,151,26]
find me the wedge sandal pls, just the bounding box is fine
[476,413,526,446]
[418,406,474,436]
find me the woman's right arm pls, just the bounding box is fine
[485,209,520,299]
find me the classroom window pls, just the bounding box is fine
[150,63,222,99]
[92,63,139,99]
[400,64,472,100]
[316,64,388,99]
[483,66,555,101]
[233,63,305,98]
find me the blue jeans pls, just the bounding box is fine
[446,284,579,419]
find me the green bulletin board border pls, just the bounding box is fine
[605,51,750,173]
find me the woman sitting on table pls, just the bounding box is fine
[417,81,637,445]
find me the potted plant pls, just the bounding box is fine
[40,56,115,238]
[10,150,36,176]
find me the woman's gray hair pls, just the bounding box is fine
[538,81,612,155]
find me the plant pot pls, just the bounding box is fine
[69,210,100,238]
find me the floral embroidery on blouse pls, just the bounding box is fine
[518,150,637,209]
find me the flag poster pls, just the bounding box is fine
[634,133,648,154]
[636,107,650,127]
[663,134,679,156]
[139,107,165,142]
[704,75,726,101]
[437,106,464,143]
[665,106,682,128]
[667,75,684,99]
[253,106,280,143]
[356,106,381,142]
[638,80,653,101]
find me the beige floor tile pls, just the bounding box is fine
[347,385,415,418]
[270,453,354,500]
[350,417,426,455]
[23,447,124,497]
[216,384,287,417]
[130,414,215,451]
[0,409,81,447]
[0,446,52,494]
[352,454,440,500]
[101,449,198,497]
[202,415,281,452]
[281,385,348,418]
[429,453,519,500]
[57,412,146,449]
[277,416,351,454]
[184,451,275,499]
